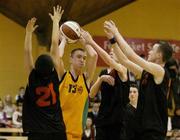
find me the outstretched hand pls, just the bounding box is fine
[26,17,38,33]
[49,5,64,22]
[104,20,119,36]
[80,29,94,45]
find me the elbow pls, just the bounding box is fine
[89,87,97,98]
[94,53,98,62]
[89,91,94,98]
[90,52,98,60]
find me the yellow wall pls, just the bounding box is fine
[0,0,180,99]
[84,0,180,39]
[0,13,47,99]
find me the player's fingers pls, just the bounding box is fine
[34,25,39,30]
[49,13,53,19]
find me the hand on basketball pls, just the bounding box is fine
[100,75,115,86]
[104,20,119,36]
[59,29,66,42]
[59,34,67,44]
[80,29,94,45]
[26,17,38,33]
[49,5,64,22]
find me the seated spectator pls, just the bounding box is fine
[12,106,22,128]
[82,117,95,140]
[88,101,100,126]
[15,86,25,106]
[12,105,22,128]
[4,94,15,121]
[0,99,7,127]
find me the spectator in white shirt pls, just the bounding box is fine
[12,105,22,128]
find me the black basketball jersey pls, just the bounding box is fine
[136,68,169,135]
[120,103,137,140]
[96,69,130,126]
[22,69,65,133]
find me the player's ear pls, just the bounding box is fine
[156,51,162,59]
[69,54,72,64]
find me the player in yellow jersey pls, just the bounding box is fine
[50,10,98,140]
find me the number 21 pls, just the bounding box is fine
[35,83,57,107]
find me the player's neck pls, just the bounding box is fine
[129,101,137,109]
[70,67,82,78]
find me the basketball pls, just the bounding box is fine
[60,21,81,43]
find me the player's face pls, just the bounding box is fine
[71,50,87,70]
[109,49,118,62]
[93,103,100,113]
[129,87,138,102]
[5,95,12,104]
[147,44,161,62]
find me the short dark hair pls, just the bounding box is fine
[157,41,173,62]
[70,48,85,57]
[129,82,138,89]
[35,54,54,77]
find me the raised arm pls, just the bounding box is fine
[81,30,127,81]
[57,35,67,78]
[24,18,38,75]
[112,43,143,78]
[104,29,128,81]
[49,5,65,79]
[79,35,98,83]
[104,20,165,83]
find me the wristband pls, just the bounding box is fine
[109,37,116,44]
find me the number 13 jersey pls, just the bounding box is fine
[59,71,89,137]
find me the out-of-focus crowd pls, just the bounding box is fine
[0,87,24,128]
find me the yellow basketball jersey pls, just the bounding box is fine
[59,71,89,137]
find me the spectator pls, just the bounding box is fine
[4,94,15,121]
[88,101,100,126]
[82,117,95,140]
[12,105,22,128]
[15,86,25,106]
[0,99,7,127]
[120,83,139,140]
